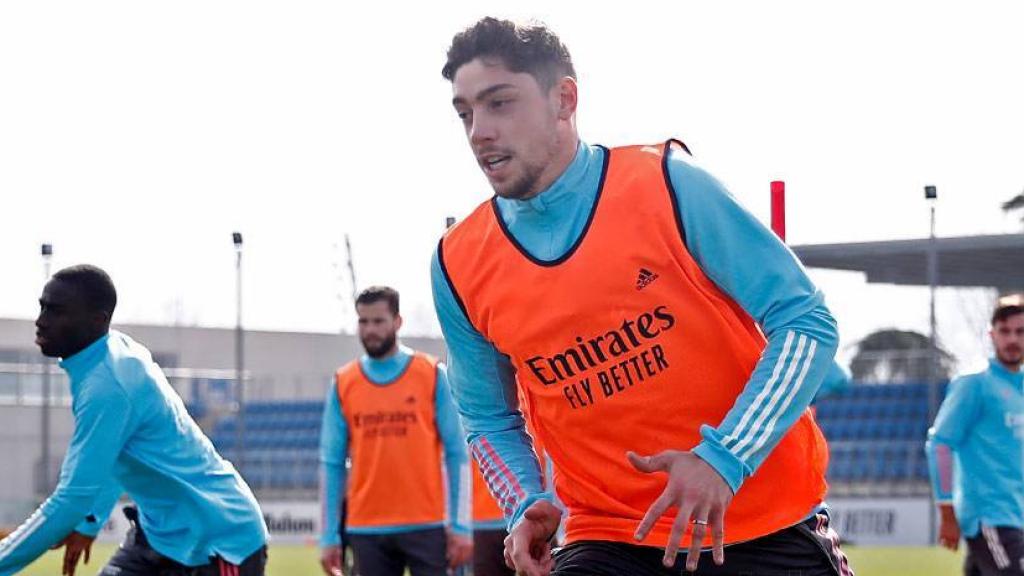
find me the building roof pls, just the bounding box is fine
[791,233,1024,290]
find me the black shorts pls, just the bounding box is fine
[348,526,448,576]
[552,511,853,576]
[100,507,267,576]
[965,525,1024,576]
[474,527,515,576]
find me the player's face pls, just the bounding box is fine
[35,280,104,359]
[991,313,1024,369]
[451,58,573,200]
[356,301,401,359]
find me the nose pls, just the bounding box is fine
[469,113,497,147]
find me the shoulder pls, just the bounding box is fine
[335,359,361,380]
[949,372,990,398]
[439,198,500,258]
[413,350,439,367]
[661,147,729,198]
[104,332,156,391]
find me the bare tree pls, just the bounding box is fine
[850,329,955,383]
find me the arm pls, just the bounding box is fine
[73,480,123,538]
[318,384,349,549]
[632,154,840,569]
[667,153,840,492]
[925,377,978,549]
[431,251,549,531]
[814,362,852,404]
[434,365,471,536]
[0,381,131,575]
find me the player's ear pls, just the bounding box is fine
[554,76,577,121]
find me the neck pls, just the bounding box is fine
[65,330,108,359]
[998,358,1022,373]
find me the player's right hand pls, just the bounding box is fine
[320,545,344,576]
[504,500,561,576]
[52,531,94,576]
[937,505,960,551]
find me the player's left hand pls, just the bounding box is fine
[628,450,733,572]
[52,531,94,576]
[446,529,474,569]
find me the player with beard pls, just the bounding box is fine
[319,286,472,576]
[928,303,1024,576]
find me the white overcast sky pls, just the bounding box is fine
[1,1,1022,371]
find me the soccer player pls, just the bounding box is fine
[432,18,852,576]
[927,303,1024,575]
[319,286,472,576]
[0,265,268,576]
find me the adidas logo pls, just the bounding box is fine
[636,268,659,290]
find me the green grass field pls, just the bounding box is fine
[19,544,963,576]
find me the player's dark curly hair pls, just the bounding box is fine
[356,286,399,316]
[442,17,576,89]
[993,304,1024,326]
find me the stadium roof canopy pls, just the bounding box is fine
[791,233,1024,291]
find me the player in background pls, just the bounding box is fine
[927,303,1024,576]
[0,265,268,576]
[319,286,472,576]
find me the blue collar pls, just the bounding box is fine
[59,332,111,381]
[359,343,414,385]
[495,140,592,215]
[989,358,1024,385]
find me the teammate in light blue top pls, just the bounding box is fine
[0,265,268,576]
[927,303,1024,576]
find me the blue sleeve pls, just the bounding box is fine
[74,480,123,537]
[434,365,471,535]
[813,362,852,403]
[926,376,980,502]
[431,251,550,530]
[0,379,131,575]
[665,153,840,493]
[318,383,348,548]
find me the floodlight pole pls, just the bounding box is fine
[925,185,939,543]
[925,186,939,418]
[40,243,53,496]
[232,232,246,471]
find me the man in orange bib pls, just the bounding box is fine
[431,18,853,576]
[319,286,473,576]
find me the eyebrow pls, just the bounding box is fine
[452,83,518,106]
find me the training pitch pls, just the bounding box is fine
[19,544,964,575]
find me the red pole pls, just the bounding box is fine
[770,180,786,242]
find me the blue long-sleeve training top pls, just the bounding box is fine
[431,141,838,529]
[319,344,470,548]
[0,331,267,574]
[927,359,1024,537]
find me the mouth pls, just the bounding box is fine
[479,153,512,176]
[35,333,47,347]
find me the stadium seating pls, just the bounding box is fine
[210,401,326,492]
[815,381,948,494]
[202,382,948,496]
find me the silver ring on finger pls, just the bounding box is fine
[692,519,709,526]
